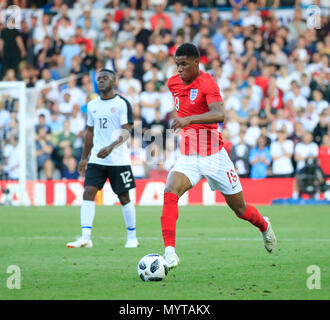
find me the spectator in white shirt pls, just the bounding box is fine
[83,17,98,46]
[225,109,241,142]
[223,88,242,112]
[35,68,60,102]
[311,89,329,114]
[244,115,261,147]
[270,130,294,177]
[139,81,161,128]
[57,16,75,43]
[291,35,309,63]
[242,2,262,27]
[294,131,319,171]
[170,1,185,37]
[33,14,52,54]
[274,108,294,136]
[276,66,300,93]
[118,69,142,94]
[59,92,73,115]
[3,134,20,180]
[147,34,169,56]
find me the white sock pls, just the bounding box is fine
[165,246,175,255]
[81,200,95,241]
[122,201,136,240]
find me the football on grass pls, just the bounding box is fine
[138,254,168,281]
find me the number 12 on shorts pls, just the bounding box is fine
[120,171,132,184]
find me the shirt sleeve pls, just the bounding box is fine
[204,74,223,105]
[86,103,94,127]
[120,96,134,125]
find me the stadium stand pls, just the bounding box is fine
[0,0,329,200]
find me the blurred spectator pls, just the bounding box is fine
[270,130,294,177]
[0,101,11,134]
[118,69,142,94]
[225,109,241,142]
[170,1,186,37]
[231,130,250,178]
[294,131,319,172]
[3,134,20,180]
[54,119,76,165]
[293,156,327,200]
[140,81,161,129]
[61,156,80,179]
[249,135,271,179]
[35,114,51,135]
[35,68,60,102]
[311,89,329,115]
[59,92,74,116]
[313,113,328,146]
[61,35,81,70]
[244,115,261,148]
[318,134,330,177]
[176,14,197,43]
[69,104,86,159]
[0,19,26,77]
[274,108,294,136]
[36,127,54,172]
[150,4,172,31]
[290,121,305,145]
[33,14,52,55]
[133,17,152,49]
[242,2,262,28]
[39,159,61,180]
[49,110,65,134]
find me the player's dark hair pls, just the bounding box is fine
[99,68,116,78]
[175,43,200,59]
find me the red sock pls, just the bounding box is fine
[161,192,179,248]
[238,205,268,232]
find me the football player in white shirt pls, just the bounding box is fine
[67,69,139,249]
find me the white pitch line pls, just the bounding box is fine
[0,236,330,242]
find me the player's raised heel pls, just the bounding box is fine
[261,217,277,253]
[164,252,180,270]
[66,237,93,248]
[125,238,139,248]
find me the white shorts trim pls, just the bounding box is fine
[169,148,242,195]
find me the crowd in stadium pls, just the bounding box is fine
[0,0,329,190]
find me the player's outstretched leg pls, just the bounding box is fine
[224,192,277,253]
[67,186,97,248]
[161,192,180,269]
[118,192,139,248]
[161,171,192,269]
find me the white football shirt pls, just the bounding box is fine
[86,94,133,166]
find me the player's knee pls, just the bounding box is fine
[164,186,180,196]
[83,187,97,201]
[118,192,130,205]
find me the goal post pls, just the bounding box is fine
[0,81,38,205]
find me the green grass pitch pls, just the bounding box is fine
[0,205,329,300]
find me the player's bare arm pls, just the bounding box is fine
[78,125,94,177]
[171,101,225,131]
[97,123,133,159]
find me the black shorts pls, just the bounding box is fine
[84,163,136,195]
